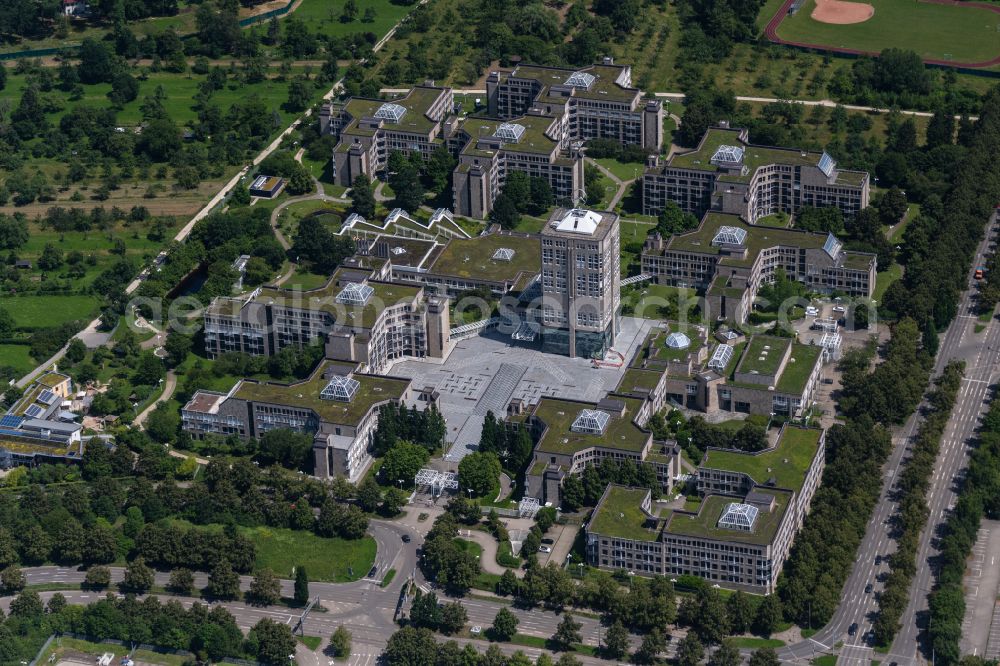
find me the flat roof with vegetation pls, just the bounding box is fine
[533,396,650,455]
[589,486,662,542]
[669,128,821,176]
[254,273,422,329]
[341,86,447,135]
[428,232,541,281]
[775,343,823,395]
[700,425,822,493]
[665,490,790,545]
[459,114,561,157]
[233,361,409,427]
[630,324,705,368]
[736,336,792,377]
[509,63,641,104]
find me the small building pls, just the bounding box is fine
[14,260,32,270]
[249,175,285,198]
[63,0,89,16]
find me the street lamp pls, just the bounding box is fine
[467,488,473,499]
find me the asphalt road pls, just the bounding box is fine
[889,208,1000,664]
[775,209,1000,665]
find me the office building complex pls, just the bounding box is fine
[642,212,876,324]
[182,360,425,482]
[642,125,869,222]
[585,425,825,593]
[321,84,455,188]
[537,208,621,358]
[0,372,85,468]
[203,266,452,375]
[486,60,663,152]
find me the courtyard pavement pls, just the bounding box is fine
[388,317,655,464]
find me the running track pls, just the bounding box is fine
[764,0,1000,68]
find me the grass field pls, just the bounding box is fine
[775,0,1000,64]
[291,0,413,41]
[874,262,903,302]
[594,158,644,182]
[241,525,377,582]
[40,637,189,666]
[0,344,36,375]
[1,294,99,328]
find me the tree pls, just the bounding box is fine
[410,590,442,628]
[749,647,780,666]
[0,564,25,594]
[10,589,43,621]
[382,487,407,516]
[249,618,297,665]
[603,621,630,659]
[330,626,352,658]
[726,590,754,634]
[168,568,194,595]
[439,601,468,635]
[381,439,430,485]
[634,627,667,665]
[133,351,165,385]
[65,337,87,363]
[553,613,582,649]
[384,626,437,666]
[145,403,179,443]
[341,0,358,22]
[249,568,282,606]
[294,566,309,605]
[489,193,520,229]
[208,560,241,600]
[389,159,424,211]
[503,171,531,212]
[38,242,63,271]
[754,593,782,636]
[879,186,908,226]
[529,177,554,215]
[457,451,502,498]
[164,332,193,366]
[138,118,181,161]
[78,38,117,84]
[84,566,111,590]
[287,165,314,195]
[425,146,456,195]
[357,478,383,513]
[708,640,741,666]
[656,201,699,236]
[109,72,139,107]
[292,214,355,273]
[677,633,704,666]
[491,606,519,641]
[350,176,376,218]
[122,557,154,593]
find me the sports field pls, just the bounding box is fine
[772,0,1000,66]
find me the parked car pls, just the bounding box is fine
[865,583,874,594]
[471,626,482,635]
[875,555,881,565]
[539,546,552,553]
[541,537,555,545]
[832,305,846,313]
[805,306,819,316]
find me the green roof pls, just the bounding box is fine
[233,361,409,427]
[37,372,69,389]
[667,214,829,264]
[507,64,641,104]
[775,343,823,395]
[841,252,876,271]
[589,486,662,541]
[665,491,790,545]
[630,324,704,369]
[700,425,822,492]
[341,86,447,135]
[254,273,422,329]
[616,368,663,394]
[669,128,823,180]
[428,233,541,281]
[459,114,560,156]
[736,336,792,378]
[533,397,650,455]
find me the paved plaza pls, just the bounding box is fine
[388,316,654,464]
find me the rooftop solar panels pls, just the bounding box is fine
[374,102,407,123]
[712,225,748,246]
[818,151,836,178]
[708,344,734,371]
[718,502,759,531]
[494,123,526,143]
[571,409,610,435]
[565,71,596,89]
[0,415,23,429]
[823,233,842,260]
[24,405,44,419]
[320,375,360,402]
[710,144,745,166]
[492,248,515,261]
[38,390,57,405]
[336,282,374,305]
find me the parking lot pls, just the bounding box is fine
[961,520,1000,658]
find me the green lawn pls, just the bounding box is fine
[889,204,920,244]
[0,344,36,375]
[0,294,99,328]
[594,158,644,182]
[290,0,413,41]
[620,219,656,244]
[454,538,484,560]
[874,262,904,303]
[775,0,1000,64]
[40,637,188,666]
[812,656,837,666]
[728,637,786,649]
[282,268,331,290]
[243,525,376,582]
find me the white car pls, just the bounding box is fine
[805,307,819,316]
[832,305,846,313]
[471,626,482,635]
[538,545,552,553]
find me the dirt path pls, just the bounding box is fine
[134,369,176,427]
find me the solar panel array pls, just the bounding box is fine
[0,415,23,429]
[38,390,57,405]
[24,405,43,419]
